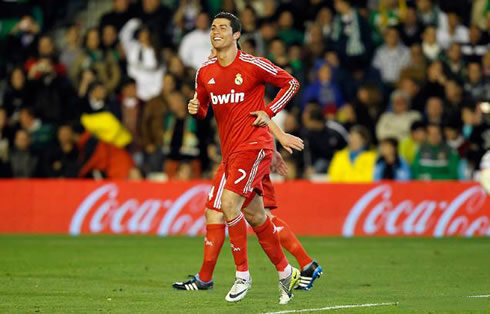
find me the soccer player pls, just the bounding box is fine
[172,149,323,292]
[186,12,301,304]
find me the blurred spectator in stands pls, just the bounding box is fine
[10,129,38,178]
[28,57,76,124]
[328,125,376,182]
[259,18,278,51]
[134,0,173,47]
[0,108,13,177]
[372,26,411,86]
[5,15,40,65]
[167,55,187,83]
[78,80,109,114]
[331,0,374,71]
[76,130,141,180]
[302,63,344,112]
[239,5,265,56]
[303,24,326,64]
[461,24,489,63]
[267,38,288,66]
[120,19,164,101]
[25,35,66,77]
[471,0,489,30]
[18,107,55,153]
[99,0,132,32]
[416,0,447,28]
[398,5,424,47]
[442,43,465,82]
[376,90,422,141]
[60,23,82,75]
[421,25,441,61]
[2,67,32,123]
[437,11,469,49]
[419,60,446,100]
[461,103,490,172]
[41,124,79,178]
[241,38,257,56]
[484,51,490,78]
[412,123,459,180]
[101,24,123,65]
[374,137,411,180]
[444,120,468,159]
[464,62,488,101]
[277,10,303,47]
[172,0,202,37]
[178,12,211,70]
[444,80,466,120]
[399,120,426,165]
[72,27,121,94]
[399,44,427,83]
[302,103,347,174]
[369,0,406,45]
[314,6,334,40]
[424,96,444,124]
[398,76,425,113]
[163,91,200,179]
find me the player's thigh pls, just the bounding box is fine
[220,188,246,219]
[206,163,227,212]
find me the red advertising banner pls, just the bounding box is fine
[0,180,488,237]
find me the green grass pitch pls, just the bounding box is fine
[0,235,489,313]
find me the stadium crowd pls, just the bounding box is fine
[0,0,488,181]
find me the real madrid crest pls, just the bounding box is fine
[235,73,243,85]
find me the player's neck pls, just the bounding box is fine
[216,45,238,67]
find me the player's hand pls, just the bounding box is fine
[271,150,288,176]
[188,92,199,115]
[250,111,270,127]
[278,132,304,154]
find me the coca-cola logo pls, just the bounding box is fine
[69,183,211,235]
[342,185,489,237]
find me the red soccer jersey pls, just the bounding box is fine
[193,50,299,160]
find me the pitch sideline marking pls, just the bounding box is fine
[262,302,398,314]
[465,295,490,298]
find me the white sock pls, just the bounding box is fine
[278,264,292,280]
[236,271,250,281]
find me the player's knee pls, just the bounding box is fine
[243,209,266,227]
[205,208,225,224]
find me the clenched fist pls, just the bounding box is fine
[188,92,199,115]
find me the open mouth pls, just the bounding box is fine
[213,37,223,41]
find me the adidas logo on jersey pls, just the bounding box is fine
[210,90,245,105]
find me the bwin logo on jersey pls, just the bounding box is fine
[210,89,245,105]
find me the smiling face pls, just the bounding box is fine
[210,18,239,51]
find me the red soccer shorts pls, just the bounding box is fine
[206,149,277,211]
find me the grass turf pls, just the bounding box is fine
[0,236,489,313]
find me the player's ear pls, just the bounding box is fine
[233,32,241,41]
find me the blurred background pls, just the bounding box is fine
[0,0,488,183]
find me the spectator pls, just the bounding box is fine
[99,0,132,32]
[163,91,200,179]
[302,63,344,112]
[314,6,335,40]
[0,108,13,177]
[416,0,448,28]
[5,15,40,65]
[18,107,55,153]
[412,123,460,180]
[398,76,425,113]
[376,90,422,141]
[421,25,441,61]
[303,24,326,63]
[398,5,424,47]
[101,24,123,64]
[331,0,374,71]
[134,0,173,47]
[442,43,465,82]
[41,124,79,178]
[444,80,465,119]
[239,5,266,56]
[10,129,38,178]
[461,24,489,63]
[25,35,66,78]
[436,11,469,50]
[419,60,446,101]
[399,120,426,165]
[178,12,212,70]
[59,23,82,75]
[461,103,490,172]
[464,62,488,101]
[424,96,444,124]
[369,0,405,44]
[277,10,303,46]
[172,0,202,36]
[399,44,427,83]
[328,125,376,182]
[302,103,347,174]
[120,18,164,101]
[72,27,121,94]
[78,80,109,114]
[374,137,411,180]
[444,120,468,158]
[372,26,411,85]
[2,67,32,122]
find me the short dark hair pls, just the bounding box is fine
[214,12,241,34]
[380,137,399,149]
[350,125,371,147]
[410,120,426,132]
